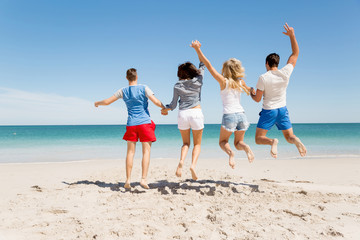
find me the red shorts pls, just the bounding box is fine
[123,121,156,142]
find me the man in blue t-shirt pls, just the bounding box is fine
[95,68,165,189]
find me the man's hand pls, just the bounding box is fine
[161,108,170,115]
[283,22,299,67]
[190,40,201,50]
[282,23,295,37]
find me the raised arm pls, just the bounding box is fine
[283,23,299,67]
[94,95,118,107]
[190,40,226,89]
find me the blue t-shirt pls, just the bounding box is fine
[114,84,154,126]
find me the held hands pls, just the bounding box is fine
[161,108,170,116]
[190,40,201,50]
[94,102,99,107]
[282,23,295,37]
[250,87,256,96]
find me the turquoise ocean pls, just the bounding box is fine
[0,124,359,163]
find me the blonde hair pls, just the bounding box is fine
[221,58,249,95]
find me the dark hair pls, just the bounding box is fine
[177,62,200,80]
[126,68,137,81]
[266,53,280,68]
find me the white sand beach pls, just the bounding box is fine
[1,157,360,240]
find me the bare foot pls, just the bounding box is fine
[140,179,150,189]
[190,167,198,181]
[294,137,307,157]
[244,144,255,163]
[271,138,278,158]
[124,181,131,189]
[229,150,235,169]
[176,161,184,177]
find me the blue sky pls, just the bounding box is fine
[0,0,359,125]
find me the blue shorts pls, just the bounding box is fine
[221,112,250,132]
[257,106,292,131]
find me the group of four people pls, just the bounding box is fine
[95,23,307,189]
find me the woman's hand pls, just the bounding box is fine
[250,87,256,96]
[161,108,170,116]
[190,40,201,50]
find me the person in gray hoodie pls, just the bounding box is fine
[161,60,205,181]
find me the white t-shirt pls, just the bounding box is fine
[256,64,294,110]
[220,79,245,114]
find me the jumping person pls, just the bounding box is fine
[191,40,255,169]
[95,68,165,189]
[251,23,307,158]
[161,60,206,180]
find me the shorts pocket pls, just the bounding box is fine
[222,114,236,131]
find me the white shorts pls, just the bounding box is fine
[178,108,204,130]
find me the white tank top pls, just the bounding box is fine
[220,79,244,114]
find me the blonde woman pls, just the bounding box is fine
[191,40,255,168]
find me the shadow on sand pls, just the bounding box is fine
[151,179,260,196]
[62,179,260,195]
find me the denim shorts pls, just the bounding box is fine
[221,112,250,132]
[257,106,292,131]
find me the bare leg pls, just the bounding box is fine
[282,128,307,157]
[176,129,191,177]
[255,128,278,158]
[234,130,254,163]
[125,141,136,189]
[190,129,203,180]
[219,127,235,169]
[139,141,152,189]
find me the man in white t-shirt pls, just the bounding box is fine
[251,23,306,158]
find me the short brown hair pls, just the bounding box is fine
[177,62,200,80]
[126,68,137,81]
[266,53,280,68]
